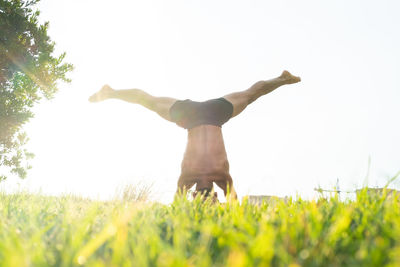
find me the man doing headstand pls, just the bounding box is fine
[89,71,301,200]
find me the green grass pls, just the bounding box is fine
[0,189,400,267]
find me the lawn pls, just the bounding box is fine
[0,189,399,266]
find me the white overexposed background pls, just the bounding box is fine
[3,0,400,202]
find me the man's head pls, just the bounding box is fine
[193,188,218,203]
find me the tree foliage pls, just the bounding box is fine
[0,0,73,181]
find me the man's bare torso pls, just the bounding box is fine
[180,125,230,190]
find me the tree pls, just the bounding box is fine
[0,0,73,181]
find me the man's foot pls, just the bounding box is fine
[88,85,114,102]
[279,70,301,84]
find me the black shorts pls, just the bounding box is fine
[169,98,234,129]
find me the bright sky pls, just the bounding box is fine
[3,0,400,202]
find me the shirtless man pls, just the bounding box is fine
[89,71,301,200]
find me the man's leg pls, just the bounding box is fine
[89,85,177,122]
[223,70,301,118]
